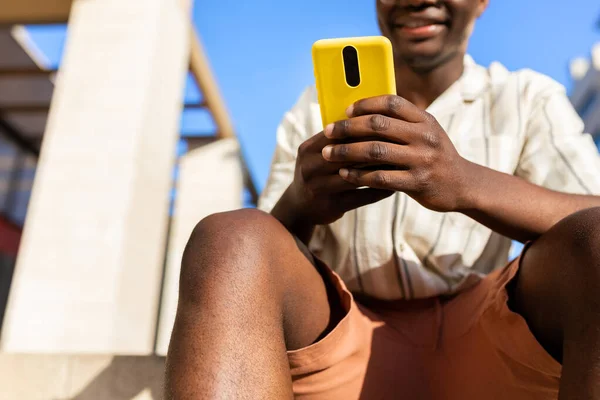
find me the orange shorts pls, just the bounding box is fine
[288,253,562,400]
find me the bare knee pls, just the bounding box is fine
[557,208,600,304]
[187,209,287,254]
[549,207,600,280]
[521,207,600,316]
[179,209,295,303]
[560,207,600,257]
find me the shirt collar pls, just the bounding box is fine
[427,54,489,116]
[460,54,489,102]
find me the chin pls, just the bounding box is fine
[393,43,448,70]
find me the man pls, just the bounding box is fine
[165,0,600,399]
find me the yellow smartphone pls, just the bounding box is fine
[312,36,397,128]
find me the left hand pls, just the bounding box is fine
[321,95,474,213]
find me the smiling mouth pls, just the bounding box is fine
[400,20,444,28]
[392,19,448,38]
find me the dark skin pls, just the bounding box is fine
[166,1,600,398]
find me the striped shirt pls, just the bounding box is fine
[258,55,600,300]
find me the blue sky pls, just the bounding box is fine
[27,0,600,192]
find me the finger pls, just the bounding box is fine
[347,95,424,123]
[339,168,416,191]
[297,131,335,155]
[300,153,348,180]
[307,174,361,194]
[337,188,395,211]
[322,141,414,166]
[324,114,415,143]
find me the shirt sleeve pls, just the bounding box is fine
[515,83,600,195]
[258,87,318,212]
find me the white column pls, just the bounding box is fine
[156,138,244,355]
[1,0,191,354]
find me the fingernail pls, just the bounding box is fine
[339,168,349,178]
[322,146,332,159]
[324,123,334,137]
[345,104,354,117]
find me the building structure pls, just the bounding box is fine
[570,42,600,146]
[0,0,253,398]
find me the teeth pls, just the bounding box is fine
[404,21,431,28]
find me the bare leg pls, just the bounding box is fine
[510,207,600,400]
[164,209,343,400]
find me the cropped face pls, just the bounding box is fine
[376,0,489,70]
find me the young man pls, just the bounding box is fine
[165,1,600,399]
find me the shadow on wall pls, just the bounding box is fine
[61,356,165,400]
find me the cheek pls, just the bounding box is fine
[375,2,393,20]
[376,3,394,34]
[463,18,476,40]
[377,0,396,7]
[444,1,479,46]
[445,0,481,10]
[445,0,480,24]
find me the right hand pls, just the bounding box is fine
[286,131,395,226]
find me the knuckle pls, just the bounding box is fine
[423,112,436,122]
[353,100,364,115]
[338,119,351,136]
[386,95,403,114]
[368,142,388,161]
[413,170,430,192]
[422,148,437,166]
[297,141,310,156]
[371,171,389,187]
[422,111,438,125]
[421,168,434,183]
[423,129,441,149]
[333,144,350,159]
[369,114,390,132]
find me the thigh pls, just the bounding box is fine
[508,240,565,363]
[285,236,347,350]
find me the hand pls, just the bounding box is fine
[321,95,472,213]
[286,131,394,226]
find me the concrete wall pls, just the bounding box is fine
[1,0,191,354]
[0,140,245,398]
[0,0,247,397]
[0,141,245,399]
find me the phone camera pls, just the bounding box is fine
[342,46,361,87]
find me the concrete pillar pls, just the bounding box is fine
[156,138,244,355]
[1,0,191,354]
